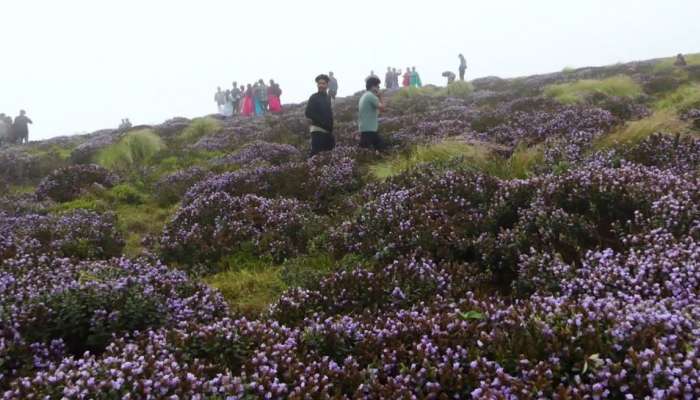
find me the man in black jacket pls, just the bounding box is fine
[305,74,334,157]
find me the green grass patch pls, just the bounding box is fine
[653,53,700,74]
[177,117,222,144]
[206,251,286,317]
[370,140,542,180]
[97,129,165,172]
[544,75,643,104]
[595,110,689,149]
[115,201,176,257]
[445,81,474,99]
[655,84,700,112]
[280,253,336,289]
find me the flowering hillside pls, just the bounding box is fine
[2,55,700,399]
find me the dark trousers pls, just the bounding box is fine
[359,131,385,151]
[459,67,466,81]
[310,131,335,157]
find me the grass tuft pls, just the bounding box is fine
[655,84,700,112]
[97,129,165,172]
[544,75,642,104]
[177,118,222,144]
[595,110,689,149]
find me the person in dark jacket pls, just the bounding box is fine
[305,74,334,157]
[12,110,32,144]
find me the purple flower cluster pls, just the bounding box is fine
[0,210,124,262]
[35,164,118,202]
[0,256,228,392]
[160,192,320,266]
[154,166,211,204]
[186,147,363,212]
[211,140,302,167]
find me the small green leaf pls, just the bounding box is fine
[459,311,485,320]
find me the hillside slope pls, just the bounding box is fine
[2,54,700,398]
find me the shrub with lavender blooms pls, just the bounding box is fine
[36,164,118,202]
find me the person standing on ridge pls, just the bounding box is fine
[402,67,411,87]
[268,79,283,113]
[230,82,242,115]
[12,110,32,144]
[675,53,687,67]
[385,67,394,89]
[0,114,9,146]
[255,79,268,114]
[358,76,386,152]
[442,71,456,85]
[242,84,255,116]
[459,53,467,81]
[305,74,335,157]
[214,87,226,114]
[393,68,400,88]
[410,67,422,87]
[366,70,378,82]
[328,71,339,104]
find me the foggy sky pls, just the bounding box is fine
[2,0,699,140]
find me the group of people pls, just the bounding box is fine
[215,79,283,117]
[376,67,422,90]
[0,110,32,146]
[305,73,386,156]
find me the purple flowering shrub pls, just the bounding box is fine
[186,147,364,212]
[329,167,504,263]
[615,133,700,173]
[211,140,302,167]
[0,210,124,261]
[35,164,118,202]
[0,256,228,388]
[154,166,211,204]
[160,192,320,266]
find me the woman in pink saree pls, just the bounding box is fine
[241,84,255,116]
[268,80,283,113]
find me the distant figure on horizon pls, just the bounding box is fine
[242,84,255,117]
[328,72,338,104]
[358,76,386,152]
[268,79,283,113]
[230,82,242,116]
[459,53,467,81]
[256,79,268,114]
[12,110,32,144]
[442,71,456,85]
[392,68,400,88]
[238,85,246,114]
[402,67,411,87]
[214,87,226,114]
[366,70,378,82]
[385,67,394,89]
[675,53,687,67]
[305,74,334,157]
[410,67,422,87]
[118,118,132,130]
[0,113,10,145]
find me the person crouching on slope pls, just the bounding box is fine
[358,76,386,152]
[305,74,335,157]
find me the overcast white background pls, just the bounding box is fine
[1,0,699,140]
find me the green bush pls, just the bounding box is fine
[445,81,474,99]
[97,129,165,172]
[22,285,164,356]
[108,183,145,205]
[544,75,643,104]
[280,253,335,289]
[177,118,222,144]
[655,84,700,113]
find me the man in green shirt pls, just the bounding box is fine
[358,76,386,151]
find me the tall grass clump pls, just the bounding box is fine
[370,141,490,180]
[96,129,165,172]
[655,84,700,112]
[595,110,688,149]
[370,140,542,180]
[445,81,474,99]
[653,53,700,74]
[177,117,222,144]
[544,75,643,104]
